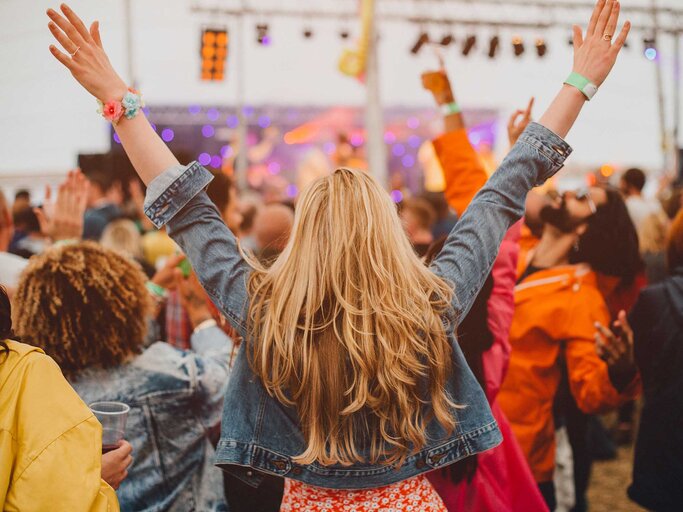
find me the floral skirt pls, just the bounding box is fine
[280,474,447,512]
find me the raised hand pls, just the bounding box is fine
[35,169,89,242]
[571,0,630,87]
[594,310,635,374]
[421,69,455,106]
[47,4,127,101]
[508,97,535,146]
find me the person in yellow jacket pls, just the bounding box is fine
[0,286,119,512]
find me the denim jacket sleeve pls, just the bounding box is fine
[190,325,234,428]
[143,162,251,337]
[429,122,572,320]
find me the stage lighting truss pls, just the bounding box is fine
[410,32,430,54]
[488,36,499,58]
[200,27,228,81]
[535,38,547,57]
[462,35,477,56]
[512,36,525,57]
[256,23,270,45]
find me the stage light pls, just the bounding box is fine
[303,28,314,39]
[643,38,657,61]
[462,35,477,56]
[440,34,454,46]
[410,32,430,54]
[256,24,270,45]
[488,36,500,58]
[512,36,525,57]
[536,38,547,57]
[200,27,228,81]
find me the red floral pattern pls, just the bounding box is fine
[280,475,447,511]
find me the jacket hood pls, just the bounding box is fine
[0,341,43,389]
[664,268,683,326]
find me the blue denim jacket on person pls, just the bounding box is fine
[72,327,233,511]
[143,122,572,490]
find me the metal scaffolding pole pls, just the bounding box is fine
[364,2,388,185]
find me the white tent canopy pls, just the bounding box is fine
[1,0,681,180]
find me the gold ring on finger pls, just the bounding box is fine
[603,34,613,41]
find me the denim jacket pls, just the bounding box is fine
[72,327,233,511]
[144,122,572,490]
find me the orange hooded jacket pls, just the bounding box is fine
[499,263,640,483]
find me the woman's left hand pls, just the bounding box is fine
[594,310,635,374]
[47,4,128,101]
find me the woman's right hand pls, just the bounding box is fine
[571,0,630,87]
[47,4,128,102]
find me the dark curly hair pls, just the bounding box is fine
[12,242,152,380]
[570,187,642,284]
[0,286,11,357]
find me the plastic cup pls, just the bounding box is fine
[89,401,130,453]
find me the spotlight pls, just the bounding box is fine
[440,34,454,46]
[535,38,547,57]
[200,27,228,81]
[410,32,430,54]
[340,29,350,40]
[303,27,314,39]
[512,36,525,57]
[256,24,270,45]
[462,35,476,56]
[643,37,657,61]
[488,36,500,58]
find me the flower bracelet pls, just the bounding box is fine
[96,88,145,125]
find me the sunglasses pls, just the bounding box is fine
[574,187,597,214]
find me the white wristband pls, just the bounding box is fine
[441,101,461,116]
[193,318,217,334]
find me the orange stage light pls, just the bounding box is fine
[200,28,228,82]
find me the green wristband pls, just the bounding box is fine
[564,72,598,101]
[440,101,461,116]
[146,281,167,299]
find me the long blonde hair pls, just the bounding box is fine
[246,167,456,466]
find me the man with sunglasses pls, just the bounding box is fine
[499,184,642,510]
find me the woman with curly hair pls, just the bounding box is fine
[13,242,233,512]
[0,283,119,511]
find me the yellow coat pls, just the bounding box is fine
[0,340,119,511]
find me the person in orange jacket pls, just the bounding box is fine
[499,181,642,509]
[420,68,547,512]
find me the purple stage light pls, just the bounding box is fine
[207,108,220,121]
[188,105,201,114]
[210,155,222,168]
[226,115,239,128]
[407,135,421,148]
[258,116,271,128]
[198,153,211,166]
[286,184,298,198]
[350,134,364,147]
[268,162,281,174]
[390,190,404,203]
[220,145,233,157]
[384,131,397,144]
[402,155,416,168]
[201,125,215,138]
[406,117,420,129]
[392,144,406,157]
[161,128,175,142]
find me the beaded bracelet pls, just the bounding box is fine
[96,88,145,125]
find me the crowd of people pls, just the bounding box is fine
[2,2,683,511]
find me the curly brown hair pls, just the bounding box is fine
[12,241,152,380]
